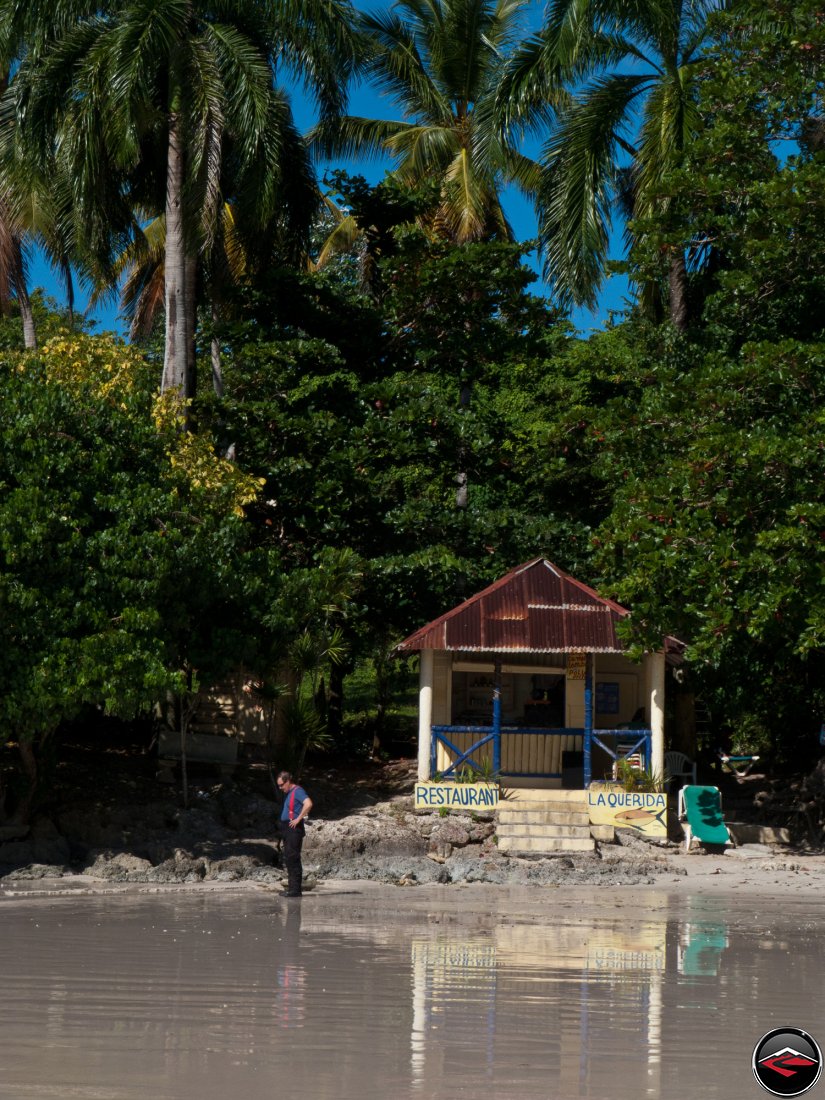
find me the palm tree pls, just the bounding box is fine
[502,0,718,327]
[15,0,360,396]
[93,89,317,396]
[315,0,541,245]
[0,3,96,348]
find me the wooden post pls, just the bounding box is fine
[584,653,593,788]
[492,658,502,776]
[417,650,434,780]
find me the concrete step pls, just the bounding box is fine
[498,835,595,854]
[727,822,792,845]
[497,809,590,826]
[500,799,588,813]
[502,787,586,803]
[496,786,597,854]
[497,822,591,840]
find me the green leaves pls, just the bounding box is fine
[515,0,714,318]
[591,333,825,749]
[315,0,540,245]
[0,336,260,747]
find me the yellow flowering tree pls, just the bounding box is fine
[0,334,265,819]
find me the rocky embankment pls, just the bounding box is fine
[0,756,680,889]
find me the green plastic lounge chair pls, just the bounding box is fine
[678,785,732,852]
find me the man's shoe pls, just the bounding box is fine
[280,890,302,897]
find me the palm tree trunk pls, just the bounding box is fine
[455,381,471,509]
[668,249,689,332]
[17,276,36,350]
[211,296,224,397]
[11,239,36,350]
[162,103,195,398]
[184,249,197,401]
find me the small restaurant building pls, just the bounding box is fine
[397,557,682,791]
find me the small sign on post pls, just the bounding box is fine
[567,653,586,679]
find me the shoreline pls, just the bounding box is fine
[3,751,822,901]
[3,845,825,904]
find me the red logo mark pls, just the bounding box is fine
[759,1049,818,1079]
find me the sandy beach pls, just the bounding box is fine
[3,849,824,1100]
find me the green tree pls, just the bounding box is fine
[315,0,540,244]
[629,0,825,349]
[211,238,595,637]
[586,0,825,758]
[592,336,825,759]
[0,333,263,819]
[503,0,717,325]
[15,0,360,397]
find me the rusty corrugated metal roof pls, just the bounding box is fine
[396,557,679,656]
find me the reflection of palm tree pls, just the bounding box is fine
[503,0,716,326]
[316,0,541,244]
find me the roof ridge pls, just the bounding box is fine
[396,557,633,653]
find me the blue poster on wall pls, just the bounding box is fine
[596,681,620,715]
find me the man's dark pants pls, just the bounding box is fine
[280,821,305,895]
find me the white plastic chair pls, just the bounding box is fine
[665,750,697,787]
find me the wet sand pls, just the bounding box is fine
[3,850,825,1100]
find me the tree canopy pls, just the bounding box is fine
[1,0,824,797]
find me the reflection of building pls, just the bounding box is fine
[411,940,498,1086]
[408,917,667,1096]
[397,558,683,789]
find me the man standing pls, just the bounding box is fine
[277,771,312,897]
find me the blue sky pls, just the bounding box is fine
[30,0,632,337]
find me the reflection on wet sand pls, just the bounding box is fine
[407,917,667,1097]
[0,885,821,1099]
[275,903,306,1028]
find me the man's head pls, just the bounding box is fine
[276,771,294,792]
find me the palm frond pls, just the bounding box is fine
[185,33,226,250]
[311,213,361,271]
[204,21,273,155]
[539,71,650,308]
[360,8,452,123]
[273,0,362,119]
[311,115,419,162]
[442,145,490,240]
[633,67,701,216]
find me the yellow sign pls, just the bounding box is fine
[414,782,499,810]
[588,786,667,838]
[567,653,586,679]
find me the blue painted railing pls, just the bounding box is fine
[431,725,584,780]
[430,724,652,784]
[588,729,652,788]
